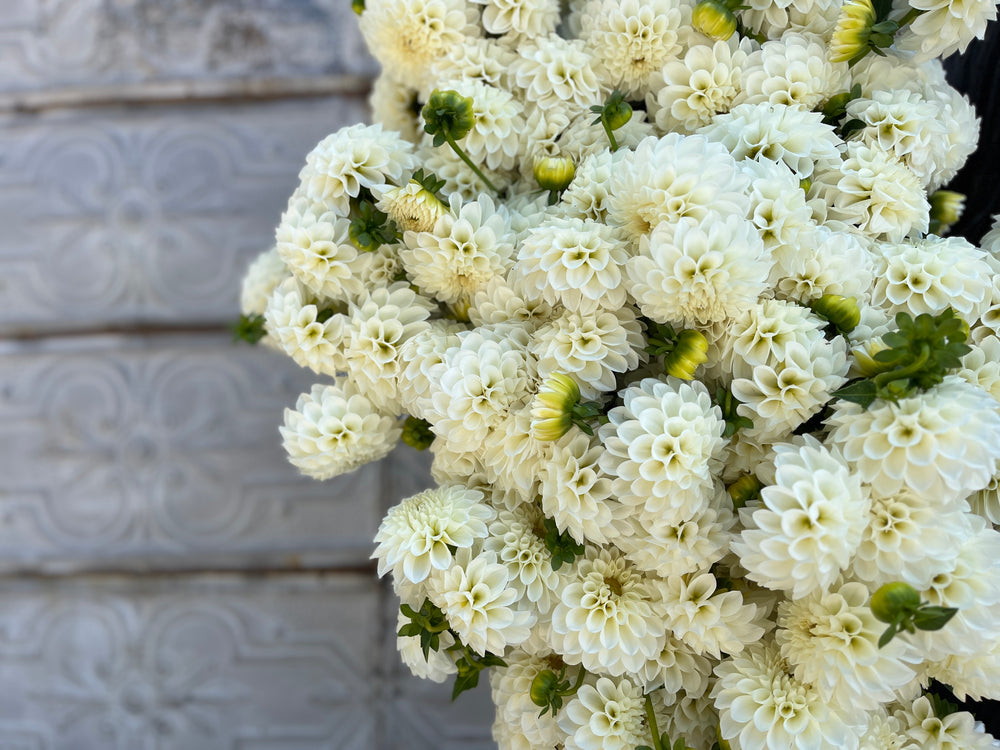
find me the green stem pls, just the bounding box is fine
[871,343,930,389]
[602,118,619,152]
[568,666,586,695]
[443,131,499,194]
[645,693,664,750]
[895,6,924,28]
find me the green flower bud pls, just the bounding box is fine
[692,0,737,40]
[664,328,709,380]
[809,294,861,335]
[534,155,576,192]
[870,581,921,623]
[829,0,877,63]
[531,373,581,441]
[530,670,560,708]
[603,95,632,131]
[422,89,476,145]
[727,474,762,509]
[929,190,965,233]
[401,416,435,451]
[351,0,365,14]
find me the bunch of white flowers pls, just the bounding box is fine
[240,0,1000,747]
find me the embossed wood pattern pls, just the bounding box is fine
[0,4,496,746]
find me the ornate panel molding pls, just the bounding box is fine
[0,335,391,570]
[0,96,369,333]
[0,0,377,97]
[0,573,380,750]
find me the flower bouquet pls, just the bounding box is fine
[238,0,1000,746]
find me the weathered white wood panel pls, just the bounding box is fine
[0,0,377,98]
[0,573,383,749]
[0,96,369,334]
[0,334,397,571]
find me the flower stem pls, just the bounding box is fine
[602,119,620,152]
[645,693,664,750]
[871,343,930,389]
[443,131,499,194]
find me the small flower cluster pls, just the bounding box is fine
[239,1,1000,748]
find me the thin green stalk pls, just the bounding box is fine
[872,343,930,389]
[645,693,665,750]
[443,131,499,193]
[602,119,620,152]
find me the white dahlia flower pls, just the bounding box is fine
[550,545,666,676]
[372,179,446,234]
[741,157,815,255]
[736,31,848,110]
[870,235,992,323]
[826,375,1000,503]
[558,676,646,750]
[540,431,620,546]
[776,580,919,710]
[401,193,515,306]
[396,320,466,420]
[626,213,771,327]
[772,224,875,305]
[369,74,422,144]
[433,549,534,655]
[435,77,524,172]
[579,0,683,95]
[654,689,720,750]
[858,709,917,750]
[698,102,842,180]
[822,141,930,242]
[397,610,457,682]
[483,503,563,614]
[479,406,553,496]
[510,217,629,315]
[713,640,859,750]
[490,648,570,749]
[427,335,531,447]
[559,150,619,223]
[894,0,998,60]
[927,643,1000,703]
[471,0,560,37]
[512,36,604,113]
[429,36,517,92]
[275,199,363,302]
[608,133,750,242]
[240,247,288,317]
[359,0,479,90]
[342,283,434,413]
[731,332,849,439]
[649,37,750,133]
[849,488,965,590]
[468,275,554,330]
[845,89,950,188]
[895,695,997,749]
[530,308,644,398]
[958,334,1000,403]
[599,377,727,526]
[374,485,494,584]
[659,573,764,658]
[734,437,870,598]
[281,382,400,481]
[297,123,416,213]
[265,277,347,377]
[636,633,713,696]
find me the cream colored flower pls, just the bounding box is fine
[734,437,870,598]
[265,277,347,377]
[491,648,569,748]
[894,695,997,749]
[776,580,919,710]
[895,0,998,60]
[511,217,629,315]
[599,376,727,526]
[483,503,563,614]
[579,0,683,95]
[659,573,764,658]
[275,198,363,302]
[736,31,848,110]
[374,484,494,583]
[397,610,457,682]
[434,549,535,655]
[401,193,514,306]
[550,545,666,676]
[512,36,604,113]
[540,431,620,546]
[649,37,750,133]
[826,375,1000,503]
[298,123,416,213]
[530,307,645,398]
[558,676,646,750]
[359,0,479,90]
[713,640,859,750]
[471,0,560,37]
[240,247,289,317]
[627,213,771,327]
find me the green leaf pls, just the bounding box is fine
[913,606,958,631]
[832,379,878,408]
[877,623,898,649]
[232,314,267,344]
[451,668,481,700]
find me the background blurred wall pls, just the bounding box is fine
[0,2,494,747]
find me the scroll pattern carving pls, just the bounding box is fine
[0,97,369,332]
[0,338,383,567]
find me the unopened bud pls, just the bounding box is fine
[693,0,737,40]
[534,155,576,192]
[809,294,861,335]
[665,329,709,380]
[531,373,581,441]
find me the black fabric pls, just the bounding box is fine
[943,22,1000,244]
